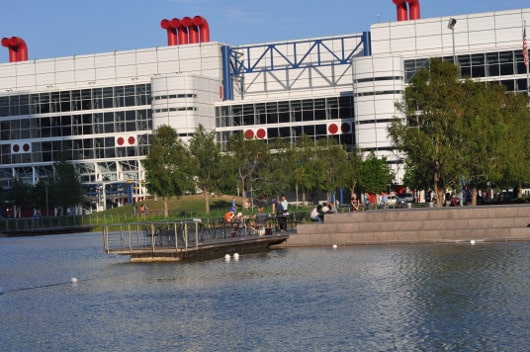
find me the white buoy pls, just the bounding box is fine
[470,240,476,245]
[332,244,338,249]
[233,253,240,260]
[70,277,78,284]
[224,254,231,261]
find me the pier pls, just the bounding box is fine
[103,220,289,262]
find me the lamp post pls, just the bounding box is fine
[45,186,48,217]
[448,18,457,65]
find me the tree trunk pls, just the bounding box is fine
[163,196,169,218]
[240,177,246,211]
[203,187,210,214]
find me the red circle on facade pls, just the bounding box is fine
[328,123,339,134]
[117,137,125,146]
[23,143,30,152]
[244,130,254,139]
[341,123,351,133]
[12,144,19,152]
[128,136,136,145]
[256,128,266,139]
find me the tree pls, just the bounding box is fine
[500,92,530,197]
[31,179,49,215]
[49,159,85,214]
[314,139,350,202]
[8,178,31,217]
[291,135,320,204]
[389,59,464,206]
[345,147,363,195]
[143,125,194,218]
[457,80,507,205]
[359,152,394,195]
[258,138,290,198]
[226,133,268,208]
[188,124,222,213]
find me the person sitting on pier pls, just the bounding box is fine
[253,206,268,236]
[231,212,246,237]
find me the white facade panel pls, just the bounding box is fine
[114,51,136,67]
[135,49,159,65]
[94,54,116,67]
[34,73,55,87]
[374,97,398,116]
[95,66,116,82]
[55,70,75,85]
[136,63,158,77]
[73,55,95,71]
[391,22,417,40]
[115,65,137,79]
[35,60,55,74]
[55,57,75,72]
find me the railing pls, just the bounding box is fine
[0,215,93,234]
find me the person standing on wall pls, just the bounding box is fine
[350,193,360,212]
[280,194,289,215]
[271,196,287,232]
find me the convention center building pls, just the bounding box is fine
[0,2,528,210]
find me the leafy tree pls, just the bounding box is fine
[500,92,530,197]
[291,135,319,203]
[31,179,49,215]
[49,159,85,214]
[359,152,394,195]
[457,80,508,205]
[389,59,464,206]
[143,125,194,218]
[8,178,32,217]
[259,138,291,198]
[188,124,223,213]
[344,147,363,195]
[226,133,268,208]
[314,139,350,202]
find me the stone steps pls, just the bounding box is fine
[278,205,530,247]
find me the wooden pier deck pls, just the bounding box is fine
[103,220,289,262]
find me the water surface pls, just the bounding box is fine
[1,233,528,351]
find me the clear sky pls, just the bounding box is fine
[1,0,529,63]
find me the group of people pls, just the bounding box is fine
[223,195,288,236]
[309,201,337,223]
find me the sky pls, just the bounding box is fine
[1,0,529,63]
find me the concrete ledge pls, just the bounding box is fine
[277,205,530,248]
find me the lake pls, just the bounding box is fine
[0,233,528,351]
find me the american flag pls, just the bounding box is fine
[523,26,528,67]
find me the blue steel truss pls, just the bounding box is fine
[221,31,371,100]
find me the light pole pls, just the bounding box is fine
[448,18,457,65]
[45,187,49,217]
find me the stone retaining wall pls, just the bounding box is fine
[275,204,530,247]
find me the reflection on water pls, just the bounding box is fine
[0,234,528,351]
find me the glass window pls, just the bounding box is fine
[103,87,113,108]
[471,54,485,78]
[256,104,266,124]
[315,124,326,136]
[242,105,253,126]
[267,127,278,139]
[0,97,9,116]
[486,53,500,76]
[500,51,514,75]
